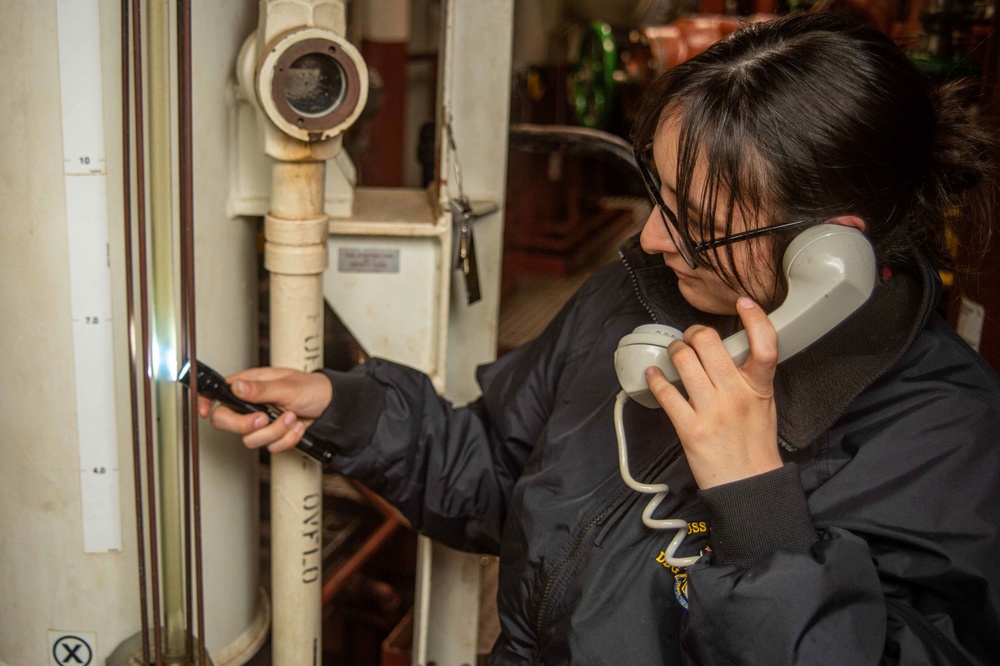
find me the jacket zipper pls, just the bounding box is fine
[528,253,671,663]
[530,486,630,666]
[620,250,659,323]
[530,449,676,664]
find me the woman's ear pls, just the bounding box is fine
[827,215,866,233]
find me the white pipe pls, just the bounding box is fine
[264,160,328,665]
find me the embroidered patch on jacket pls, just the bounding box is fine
[673,571,689,610]
[655,521,710,611]
[655,552,690,610]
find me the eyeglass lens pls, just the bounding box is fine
[636,150,699,268]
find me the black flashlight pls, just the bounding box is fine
[177,359,333,467]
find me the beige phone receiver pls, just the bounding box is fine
[615,224,877,407]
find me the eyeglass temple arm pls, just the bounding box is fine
[692,219,815,255]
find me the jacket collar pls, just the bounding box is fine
[619,234,937,450]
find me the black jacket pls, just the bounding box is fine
[309,236,1000,664]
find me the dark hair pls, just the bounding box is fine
[631,12,996,294]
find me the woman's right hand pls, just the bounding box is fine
[196,367,333,453]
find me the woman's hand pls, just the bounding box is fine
[196,367,332,454]
[645,297,782,489]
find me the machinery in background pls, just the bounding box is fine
[892,0,1000,367]
[904,0,994,78]
[502,8,773,309]
[568,15,755,130]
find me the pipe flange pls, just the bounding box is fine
[257,27,368,142]
[264,214,330,246]
[264,242,330,275]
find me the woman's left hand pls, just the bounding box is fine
[645,297,783,489]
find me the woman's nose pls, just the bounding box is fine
[640,208,680,255]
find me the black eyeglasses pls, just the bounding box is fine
[633,143,814,269]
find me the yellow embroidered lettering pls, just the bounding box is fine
[686,521,709,534]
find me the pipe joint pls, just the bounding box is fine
[264,242,329,275]
[265,214,330,246]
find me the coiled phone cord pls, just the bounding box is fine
[614,390,701,568]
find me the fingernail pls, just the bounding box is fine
[253,414,268,428]
[738,297,755,309]
[645,366,656,377]
[294,422,305,434]
[233,380,247,394]
[282,412,296,426]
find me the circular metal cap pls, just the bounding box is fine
[258,29,368,142]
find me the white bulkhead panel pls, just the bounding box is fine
[0,1,266,664]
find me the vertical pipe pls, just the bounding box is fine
[176,0,207,663]
[264,159,328,665]
[177,2,194,649]
[131,0,164,661]
[147,0,187,660]
[120,0,151,662]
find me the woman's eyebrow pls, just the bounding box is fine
[663,182,731,235]
[663,181,704,220]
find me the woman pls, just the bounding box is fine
[201,13,1000,664]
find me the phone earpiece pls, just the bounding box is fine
[764,223,877,362]
[615,224,876,407]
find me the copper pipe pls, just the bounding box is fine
[131,0,164,660]
[181,396,193,661]
[352,482,405,531]
[322,481,403,603]
[177,0,206,662]
[121,0,150,662]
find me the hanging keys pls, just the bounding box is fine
[445,117,496,306]
[451,196,482,304]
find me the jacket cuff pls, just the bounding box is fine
[305,368,386,457]
[698,462,816,569]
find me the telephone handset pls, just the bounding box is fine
[611,224,876,567]
[615,224,878,407]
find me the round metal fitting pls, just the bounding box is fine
[257,28,368,142]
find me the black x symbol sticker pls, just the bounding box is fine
[53,636,92,666]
